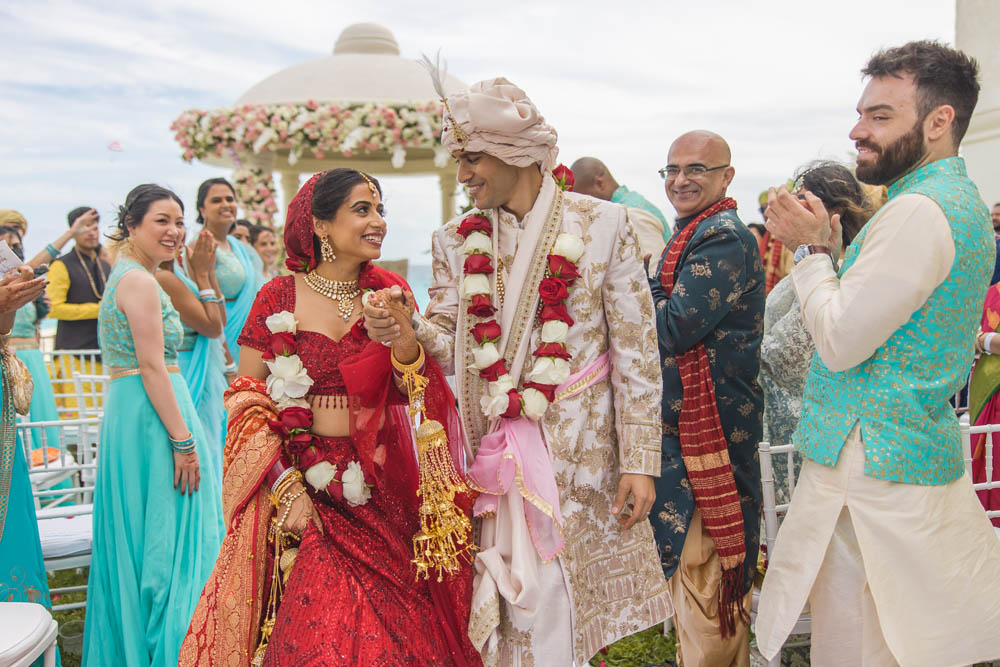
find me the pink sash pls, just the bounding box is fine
[467,353,610,561]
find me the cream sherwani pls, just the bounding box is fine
[756,194,1000,666]
[414,176,671,666]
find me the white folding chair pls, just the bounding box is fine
[751,441,811,667]
[0,602,58,667]
[18,418,100,612]
[960,420,1000,539]
[43,349,101,418]
[72,373,109,420]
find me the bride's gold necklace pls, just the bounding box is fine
[303,271,360,321]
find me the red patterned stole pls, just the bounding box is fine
[658,197,748,637]
[758,231,785,294]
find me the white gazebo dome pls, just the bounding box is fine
[171,22,467,224]
[236,23,466,106]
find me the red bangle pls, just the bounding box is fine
[263,455,293,489]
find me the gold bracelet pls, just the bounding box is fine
[270,469,304,508]
[391,342,425,373]
[276,488,307,531]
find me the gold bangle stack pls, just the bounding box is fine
[391,342,426,374]
[270,469,304,508]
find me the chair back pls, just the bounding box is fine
[18,417,100,511]
[758,441,798,558]
[72,374,109,419]
[960,420,1000,522]
[43,349,102,418]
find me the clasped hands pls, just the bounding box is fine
[363,285,421,363]
[764,188,844,260]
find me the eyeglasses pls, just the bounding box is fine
[658,164,730,180]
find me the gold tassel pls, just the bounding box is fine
[392,345,476,581]
[252,504,299,664]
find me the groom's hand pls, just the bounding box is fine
[612,473,656,531]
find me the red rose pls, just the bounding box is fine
[267,406,312,438]
[552,164,575,192]
[539,303,574,326]
[479,359,509,382]
[467,294,497,317]
[457,214,492,238]
[547,254,581,281]
[533,342,571,360]
[295,444,322,470]
[471,320,502,344]
[502,389,522,418]
[269,332,298,357]
[538,276,569,305]
[463,254,494,275]
[325,475,344,501]
[523,381,557,402]
[285,432,317,459]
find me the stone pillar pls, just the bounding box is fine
[957,0,1000,206]
[280,172,301,224]
[439,171,458,223]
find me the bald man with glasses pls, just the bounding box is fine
[649,130,765,666]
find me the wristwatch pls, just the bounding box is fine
[793,244,832,265]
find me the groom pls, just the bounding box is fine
[365,77,670,665]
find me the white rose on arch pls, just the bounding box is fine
[265,311,297,334]
[526,357,571,386]
[541,320,570,344]
[265,355,314,400]
[304,461,338,493]
[551,233,584,263]
[461,232,492,256]
[461,274,491,298]
[341,461,372,507]
[522,387,549,420]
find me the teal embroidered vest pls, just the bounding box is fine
[794,157,994,485]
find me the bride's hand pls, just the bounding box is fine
[283,482,323,536]
[364,286,416,347]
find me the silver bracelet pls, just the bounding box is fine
[224,362,237,373]
[270,466,298,495]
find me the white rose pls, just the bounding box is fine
[526,357,571,386]
[304,461,337,493]
[265,311,297,334]
[522,387,549,420]
[541,320,569,344]
[341,461,371,507]
[461,231,492,256]
[552,233,584,263]
[471,342,501,370]
[489,374,515,396]
[265,355,314,400]
[460,273,491,298]
[275,395,310,411]
[481,392,512,419]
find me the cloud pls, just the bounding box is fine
[1,0,954,262]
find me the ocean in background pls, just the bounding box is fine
[39,263,435,336]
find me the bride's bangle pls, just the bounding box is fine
[391,342,425,375]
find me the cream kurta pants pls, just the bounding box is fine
[756,427,1000,667]
[668,508,751,667]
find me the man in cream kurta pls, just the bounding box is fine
[378,76,670,666]
[758,41,1000,666]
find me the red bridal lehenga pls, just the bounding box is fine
[180,172,481,667]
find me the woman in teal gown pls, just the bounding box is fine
[156,225,227,479]
[0,251,52,664]
[82,185,224,667]
[194,178,264,367]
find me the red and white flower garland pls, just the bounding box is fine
[457,214,584,421]
[263,311,371,506]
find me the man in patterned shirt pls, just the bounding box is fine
[649,130,764,667]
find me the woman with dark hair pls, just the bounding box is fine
[156,221,229,476]
[83,184,224,667]
[181,169,480,666]
[195,178,263,366]
[759,161,885,494]
[251,223,280,279]
[230,218,253,244]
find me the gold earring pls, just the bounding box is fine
[321,235,336,262]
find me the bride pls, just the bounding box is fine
[181,169,481,666]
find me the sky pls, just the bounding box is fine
[0,0,957,264]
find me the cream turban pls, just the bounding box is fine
[0,209,27,234]
[441,78,559,172]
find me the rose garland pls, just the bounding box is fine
[457,213,584,421]
[263,311,371,506]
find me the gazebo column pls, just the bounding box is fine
[280,171,301,221]
[439,171,458,223]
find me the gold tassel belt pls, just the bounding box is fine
[109,365,180,380]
